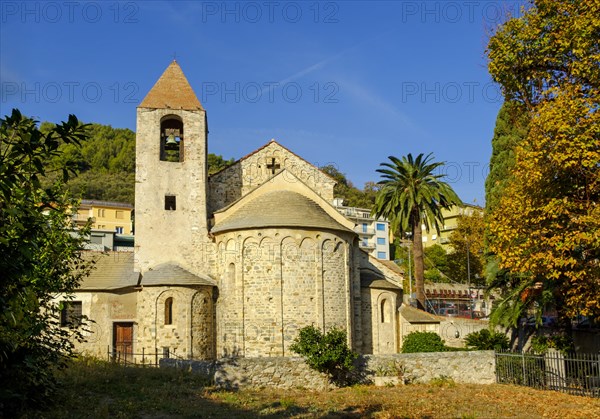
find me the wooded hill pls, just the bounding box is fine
[41,122,373,207]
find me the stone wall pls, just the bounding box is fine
[361,351,496,385]
[208,141,336,214]
[58,290,137,359]
[135,107,210,276]
[161,351,496,390]
[213,228,356,358]
[136,285,215,360]
[438,318,504,348]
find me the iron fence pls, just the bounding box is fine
[107,346,186,367]
[495,350,600,398]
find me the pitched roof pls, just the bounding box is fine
[140,263,215,287]
[78,252,139,290]
[377,259,404,276]
[399,305,440,324]
[360,270,401,290]
[139,61,203,111]
[212,190,353,234]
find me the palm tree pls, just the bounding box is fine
[373,153,461,311]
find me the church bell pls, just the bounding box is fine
[165,135,178,147]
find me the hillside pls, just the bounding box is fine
[41,122,233,205]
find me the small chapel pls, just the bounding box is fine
[69,61,405,361]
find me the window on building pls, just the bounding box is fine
[115,226,123,234]
[362,223,368,233]
[376,223,385,231]
[60,301,82,328]
[377,237,386,245]
[381,299,390,323]
[160,116,184,162]
[97,208,105,217]
[164,297,173,325]
[165,195,176,211]
[377,251,386,259]
[361,237,369,246]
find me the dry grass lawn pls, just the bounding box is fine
[22,359,600,418]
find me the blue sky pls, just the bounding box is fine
[1,1,525,205]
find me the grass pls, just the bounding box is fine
[20,358,600,418]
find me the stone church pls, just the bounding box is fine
[70,61,404,361]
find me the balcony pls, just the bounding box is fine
[355,226,375,235]
[72,214,96,224]
[341,209,373,220]
[359,241,376,250]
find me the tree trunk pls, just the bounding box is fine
[413,220,426,311]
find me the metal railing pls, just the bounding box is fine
[108,346,186,367]
[495,350,600,398]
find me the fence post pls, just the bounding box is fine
[521,351,526,385]
[545,348,566,391]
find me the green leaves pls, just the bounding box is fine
[290,326,357,384]
[373,153,461,309]
[0,109,94,415]
[401,331,446,353]
[464,329,509,351]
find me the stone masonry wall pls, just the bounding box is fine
[213,228,353,358]
[135,107,210,276]
[208,141,336,214]
[161,351,496,390]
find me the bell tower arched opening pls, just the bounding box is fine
[160,115,184,162]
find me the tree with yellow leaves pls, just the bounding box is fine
[486,0,600,328]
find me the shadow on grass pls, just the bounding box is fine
[18,358,316,419]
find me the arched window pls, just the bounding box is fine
[164,297,173,325]
[160,116,184,162]
[381,299,391,323]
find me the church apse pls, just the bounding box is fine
[214,229,354,358]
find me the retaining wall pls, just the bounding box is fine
[160,350,496,390]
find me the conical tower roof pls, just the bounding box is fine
[139,61,203,110]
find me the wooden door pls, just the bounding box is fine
[113,322,133,363]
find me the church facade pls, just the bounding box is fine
[68,62,404,361]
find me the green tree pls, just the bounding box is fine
[446,212,485,286]
[373,153,461,310]
[0,110,94,415]
[207,153,235,175]
[483,101,529,326]
[39,120,234,205]
[321,164,378,208]
[424,244,450,283]
[484,101,529,215]
[486,0,600,326]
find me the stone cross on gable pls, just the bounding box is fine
[266,157,281,174]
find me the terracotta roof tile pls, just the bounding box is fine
[139,61,203,111]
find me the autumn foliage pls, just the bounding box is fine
[486,0,600,322]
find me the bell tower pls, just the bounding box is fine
[135,61,208,274]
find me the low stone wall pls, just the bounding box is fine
[161,350,496,390]
[361,351,496,385]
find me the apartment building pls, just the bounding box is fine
[73,199,134,235]
[421,204,483,250]
[332,199,390,260]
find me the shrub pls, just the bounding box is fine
[401,331,446,353]
[464,329,509,351]
[290,326,357,383]
[530,333,574,355]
